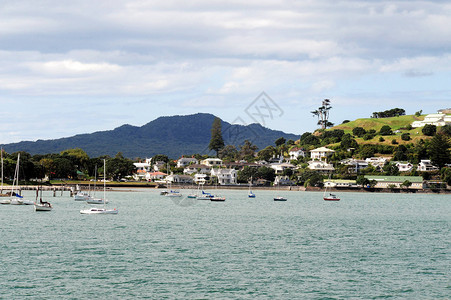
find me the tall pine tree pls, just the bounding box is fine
[429,133,450,169]
[208,117,225,156]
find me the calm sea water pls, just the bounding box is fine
[0,189,450,299]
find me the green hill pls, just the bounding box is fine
[333,115,424,133]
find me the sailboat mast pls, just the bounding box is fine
[103,159,106,207]
[1,147,3,193]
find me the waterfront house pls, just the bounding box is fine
[340,158,369,173]
[310,147,335,160]
[395,162,414,172]
[147,171,167,181]
[365,157,388,170]
[270,162,296,174]
[307,160,335,172]
[364,175,424,189]
[274,175,293,186]
[153,161,166,171]
[289,147,306,160]
[133,160,152,180]
[323,179,357,188]
[183,164,211,175]
[176,157,198,168]
[200,158,223,167]
[210,168,237,185]
[194,173,209,184]
[165,174,194,184]
[417,160,439,172]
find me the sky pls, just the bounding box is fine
[1,0,450,144]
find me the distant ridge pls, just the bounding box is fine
[0,113,299,158]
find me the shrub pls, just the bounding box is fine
[363,133,375,141]
[401,133,411,141]
[379,125,393,136]
[379,137,385,142]
[391,139,398,144]
[352,127,366,137]
[422,124,436,136]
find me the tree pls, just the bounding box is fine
[106,156,135,181]
[401,180,412,189]
[311,99,334,129]
[152,154,169,163]
[340,134,358,150]
[379,125,393,136]
[439,124,451,136]
[275,137,286,147]
[208,117,225,156]
[218,145,238,161]
[352,127,366,137]
[238,140,258,161]
[428,133,450,168]
[422,124,436,136]
[401,133,411,141]
[257,146,276,161]
[356,175,370,187]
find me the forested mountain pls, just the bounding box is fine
[1,113,299,158]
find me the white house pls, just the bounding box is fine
[183,164,211,175]
[307,160,335,172]
[310,147,335,160]
[147,171,167,181]
[194,173,209,184]
[395,162,413,172]
[412,113,451,128]
[270,162,296,174]
[289,147,306,160]
[153,161,166,171]
[177,157,198,168]
[200,158,223,167]
[365,157,388,169]
[417,160,439,172]
[274,175,293,186]
[210,168,237,185]
[133,160,152,180]
[165,174,193,184]
[340,159,369,173]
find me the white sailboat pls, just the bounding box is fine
[0,148,11,204]
[248,176,255,198]
[34,185,53,211]
[85,165,108,204]
[80,159,117,215]
[323,173,340,201]
[197,183,213,200]
[273,180,287,201]
[10,154,24,205]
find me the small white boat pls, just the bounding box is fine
[248,177,256,198]
[323,193,340,201]
[80,207,118,214]
[74,191,89,201]
[10,195,24,205]
[86,197,109,204]
[0,198,11,205]
[210,196,225,202]
[34,202,53,211]
[165,190,182,198]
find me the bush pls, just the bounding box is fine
[363,133,375,140]
[391,139,398,144]
[379,125,393,136]
[401,133,411,141]
[422,124,436,136]
[352,127,366,137]
[379,137,385,142]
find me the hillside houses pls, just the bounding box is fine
[412,112,451,128]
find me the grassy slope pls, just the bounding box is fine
[331,115,431,146]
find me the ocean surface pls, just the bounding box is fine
[0,189,450,299]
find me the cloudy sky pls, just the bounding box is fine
[1,0,450,144]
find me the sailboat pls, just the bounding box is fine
[197,183,213,200]
[323,174,340,201]
[85,165,109,204]
[273,179,287,201]
[10,154,25,205]
[248,176,255,198]
[0,148,11,204]
[34,184,52,211]
[80,159,118,214]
